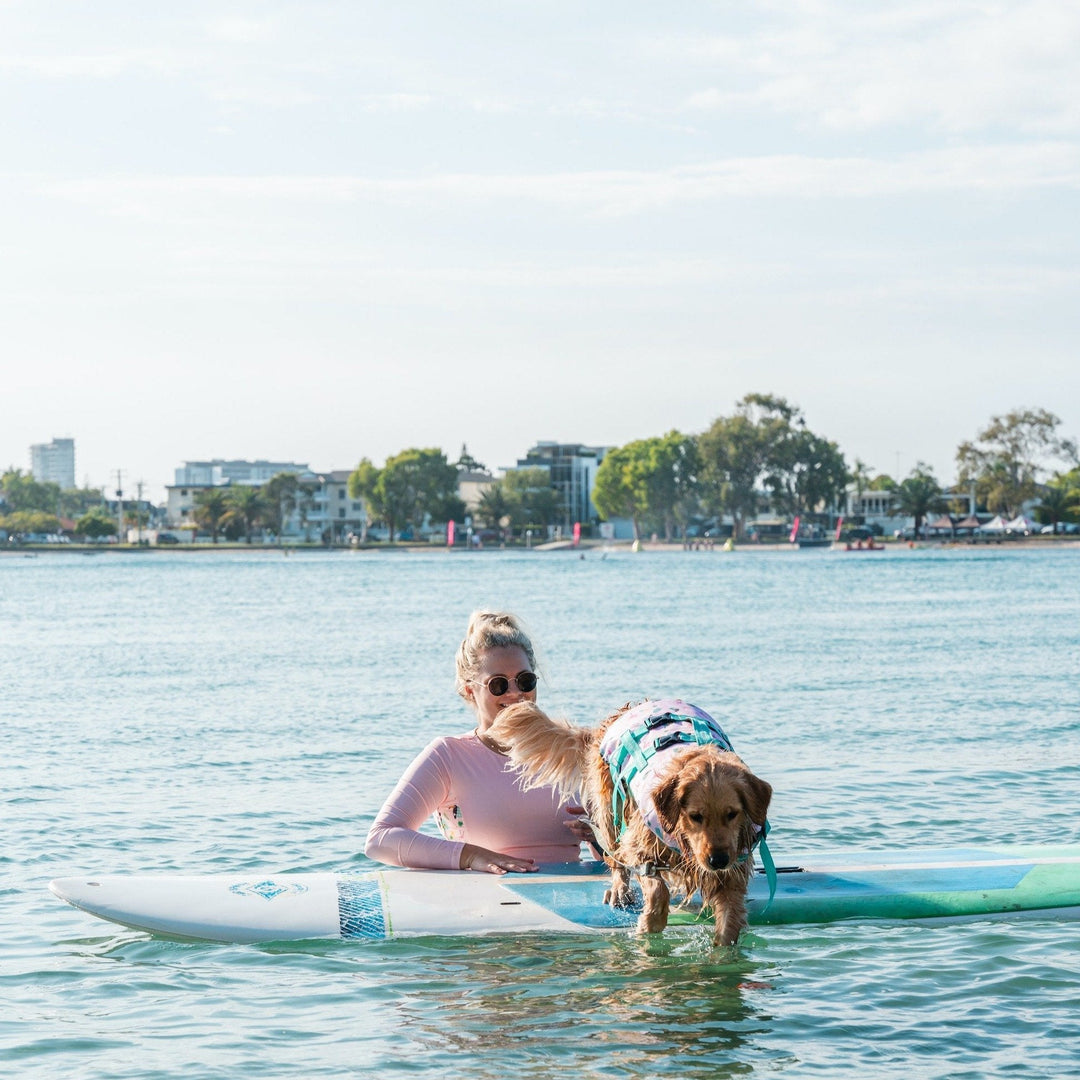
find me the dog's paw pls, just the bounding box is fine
[636,910,670,935]
[603,884,637,909]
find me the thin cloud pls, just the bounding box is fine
[42,143,1080,222]
[674,2,1080,135]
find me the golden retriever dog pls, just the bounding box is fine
[486,697,771,946]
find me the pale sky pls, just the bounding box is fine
[3,1,1078,502]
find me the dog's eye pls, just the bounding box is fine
[726,811,739,823]
[687,811,704,824]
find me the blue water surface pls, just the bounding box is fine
[2,544,1078,1078]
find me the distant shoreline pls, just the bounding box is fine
[4,536,1078,557]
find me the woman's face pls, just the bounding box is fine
[465,644,537,733]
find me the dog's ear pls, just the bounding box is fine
[739,773,772,827]
[652,773,683,834]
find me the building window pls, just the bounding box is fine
[339,489,346,498]
[338,508,346,518]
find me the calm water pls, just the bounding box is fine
[2,545,1079,1078]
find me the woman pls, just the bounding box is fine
[364,611,586,874]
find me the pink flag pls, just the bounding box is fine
[447,520,455,547]
[789,516,800,543]
[835,515,844,541]
[573,521,581,546]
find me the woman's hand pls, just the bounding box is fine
[459,843,538,874]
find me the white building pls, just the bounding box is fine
[173,459,310,487]
[303,470,368,543]
[457,469,496,516]
[166,459,310,526]
[165,460,366,542]
[30,437,75,490]
[845,485,976,536]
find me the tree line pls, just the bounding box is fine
[0,471,115,538]
[3,399,1077,544]
[591,398,1078,541]
[346,447,562,542]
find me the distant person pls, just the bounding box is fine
[365,611,589,874]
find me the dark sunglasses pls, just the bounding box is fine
[480,671,538,697]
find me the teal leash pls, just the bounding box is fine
[757,827,777,912]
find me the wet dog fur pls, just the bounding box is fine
[485,701,772,946]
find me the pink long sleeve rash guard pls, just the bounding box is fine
[364,731,582,869]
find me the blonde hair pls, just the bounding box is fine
[455,610,537,700]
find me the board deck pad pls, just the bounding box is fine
[50,844,1080,943]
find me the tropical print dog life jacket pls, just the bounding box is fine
[598,698,760,855]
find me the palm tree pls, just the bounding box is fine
[262,472,300,540]
[476,483,512,532]
[893,463,943,538]
[193,488,229,543]
[296,480,318,541]
[222,486,266,544]
[850,458,873,519]
[1036,473,1080,534]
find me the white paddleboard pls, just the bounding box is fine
[50,844,1080,943]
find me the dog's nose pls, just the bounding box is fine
[707,851,731,870]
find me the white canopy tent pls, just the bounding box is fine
[1006,515,1039,534]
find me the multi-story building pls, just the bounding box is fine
[304,470,368,543]
[166,459,310,526]
[165,460,366,541]
[30,437,76,490]
[510,441,609,534]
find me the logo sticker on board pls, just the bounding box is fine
[228,879,309,901]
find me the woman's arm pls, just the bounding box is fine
[364,741,465,869]
[364,740,537,873]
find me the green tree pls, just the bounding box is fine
[58,486,107,519]
[222,486,266,544]
[644,432,701,541]
[849,458,873,518]
[1035,471,1080,533]
[475,483,512,533]
[764,428,848,521]
[502,467,560,537]
[593,433,702,541]
[0,509,62,536]
[699,393,839,538]
[193,487,229,543]
[868,474,897,491]
[956,408,1077,517]
[296,480,319,541]
[347,458,380,541]
[592,443,652,540]
[1,469,61,513]
[893,462,944,537]
[75,507,118,539]
[348,449,462,540]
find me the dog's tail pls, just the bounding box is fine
[484,702,591,798]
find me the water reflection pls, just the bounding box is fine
[379,931,776,1075]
